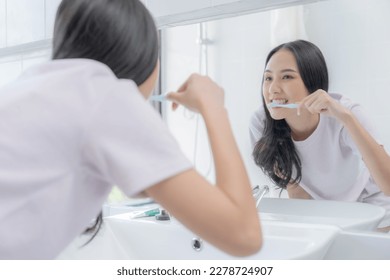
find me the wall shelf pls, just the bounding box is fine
[0,39,51,59]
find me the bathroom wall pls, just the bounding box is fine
[0,0,317,87]
[305,0,390,150]
[0,0,322,205]
[162,0,390,194]
[0,0,61,87]
[0,0,389,189]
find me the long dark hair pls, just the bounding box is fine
[253,40,329,189]
[52,0,158,243]
[52,0,158,85]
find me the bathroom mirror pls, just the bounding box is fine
[160,0,390,194]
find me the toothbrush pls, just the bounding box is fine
[267,102,299,109]
[149,95,167,102]
[129,207,160,219]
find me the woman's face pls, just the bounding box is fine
[262,49,309,120]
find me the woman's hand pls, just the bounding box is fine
[298,90,390,196]
[297,89,351,122]
[166,74,224,114]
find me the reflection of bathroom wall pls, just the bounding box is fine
[304,0,390,150]
[162,12,275,189]
[163,0,390,191]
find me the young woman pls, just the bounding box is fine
[0,0,261,259]
[250,40,390,231]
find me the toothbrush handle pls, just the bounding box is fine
[268,103,298,109]
[149,95,167,102]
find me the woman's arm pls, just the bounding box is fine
[145,74,262,257]
[287,183,312,199]
[299,90,390,196]
[340,113,390,195]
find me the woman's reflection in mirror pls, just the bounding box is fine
[250,40,390,232]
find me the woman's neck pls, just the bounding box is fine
[286,112,320,141]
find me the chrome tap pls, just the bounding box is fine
[252,185,269,208]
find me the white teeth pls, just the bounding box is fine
[272,99,288,104]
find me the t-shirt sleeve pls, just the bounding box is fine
[249,107,266,150]
[340,100,383,155]
[82,80,192,197]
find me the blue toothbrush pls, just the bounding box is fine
[267,102,299,109]
[149,95,167,102]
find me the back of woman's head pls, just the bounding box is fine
[253,40,329,189]
[52,0,158,243]
[52,0,158,85]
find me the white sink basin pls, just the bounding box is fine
[259,198,385,230]
[324,230,390,259]
[104,214,339,260]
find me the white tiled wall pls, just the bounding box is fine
[6,0,45,46]
[0,0,6,48]
[0,0,61,87]
[163,0,390,193]
[45,0,62,38]
[304,0,390,150]
[0,0,320,86]
[0,0,62,47]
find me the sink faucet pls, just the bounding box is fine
[252,185,269,208]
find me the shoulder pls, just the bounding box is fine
[52,59,142,106]
[329,92,381,146]
[21,59,116,80]
[329,92,371,124]
[18,58,140,99]
[329,92,361,111]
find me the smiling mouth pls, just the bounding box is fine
[270,99,288,104]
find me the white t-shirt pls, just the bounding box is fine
[250,93,390,226]
[0,59,192,259]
